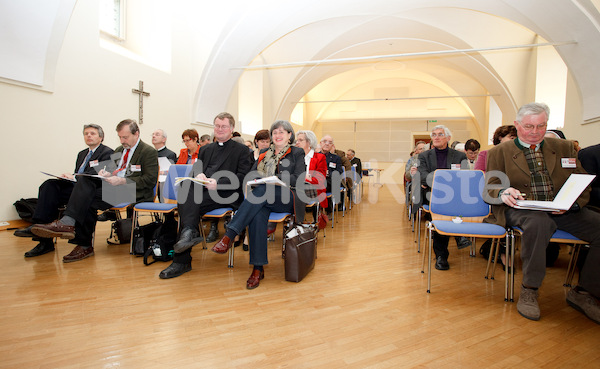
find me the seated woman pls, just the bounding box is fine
[176,128,201,164]
[295,130,328,223]
[212,120,305,289]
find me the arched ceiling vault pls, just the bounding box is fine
[194,1,600,127]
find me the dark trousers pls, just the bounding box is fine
[64,176,111,246]
[33,179,75,224]
[226,184,294,266]
[505,207,600,297]
[174,182,236,263]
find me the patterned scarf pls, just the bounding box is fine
[257,143,291,177]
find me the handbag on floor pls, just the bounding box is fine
[284,222,318,282]
[107,218,133,245]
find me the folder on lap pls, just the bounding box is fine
[514,173,595,211]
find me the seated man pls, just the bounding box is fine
[486,102,600,323]
[17,124,114,257]
[159,112,252,279]
[319,135,343,214]
[152,129,178,162]
[417,125,469,270]
[346,149,362,178]
[31,119,158,262]
[464,138,480,170]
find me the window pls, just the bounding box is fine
[99,0,125,40]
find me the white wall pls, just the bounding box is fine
[0,1,215,222]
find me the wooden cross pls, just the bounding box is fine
[132,80,150,124]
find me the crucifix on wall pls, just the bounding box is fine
[132,80,150,124]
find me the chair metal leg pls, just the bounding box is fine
[421,221,430,273]
[484,238,498,279]
[564,243,582,287]
[427,224,433,293]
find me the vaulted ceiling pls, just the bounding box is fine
[194,0,600,129]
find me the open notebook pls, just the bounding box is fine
[514,173,595,211]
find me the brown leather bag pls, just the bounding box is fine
[283,223,318,282]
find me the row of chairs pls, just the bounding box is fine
[410,169,589,302]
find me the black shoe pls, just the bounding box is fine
[14,225,35,238]
[456,236,472,250]
[173,227,203,253]
[97,210,118,222]
[205,223,219,243]
[435,256,450,270]
[159,262,192,279]
[24,240,55,257]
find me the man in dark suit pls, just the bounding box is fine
[158,112,252,279]
[152,129,178,162]
[17,124,114,257]
[418,125,468,270]
[31,119,158,263]
[347,149,362,178]
[486,102,600,323]
[320,135,344,214]
[578,142,600,208]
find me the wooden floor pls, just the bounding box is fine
[1,185,599,369]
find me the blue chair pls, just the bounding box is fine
[129,165,192,253]
[504,228,589,302]
[423,170,508,295]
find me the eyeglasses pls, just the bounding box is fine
[182,138,193,143]
[214,124,231,131]
[520,123,547,131]
[431,133,446,138]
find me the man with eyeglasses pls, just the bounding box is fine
[485,102,600,324]
[417,125,469,270]
[158,112,252,279]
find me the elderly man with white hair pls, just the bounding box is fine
[417,125,469,270]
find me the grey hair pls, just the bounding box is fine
[83,124,104,140]
[270,120,295,144]
[296,130,318,150]
[516,102,550,122]
[431,125,451,138]
[159,129,167,138]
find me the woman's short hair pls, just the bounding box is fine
[182,129,199,143]
[253,129,270,147]
[492,125,517,145]
[270,120,295,144]
[83,124,104,141]
[464,139,481,151]
[296,130,318,150]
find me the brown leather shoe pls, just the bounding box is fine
[246,268,264,289]
[211,236,233,254]
[63,246,94,263]
[31,220,75,240]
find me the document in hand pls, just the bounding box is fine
[248,176,287,187]
[41,171,77,182]
[514,173,596,211]
[174,177,210,186]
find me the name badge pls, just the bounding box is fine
[451,164,461,170]
[130,165,142,172]
[561,158,576,168]
[89,160,99,167]
[329,162,337,169]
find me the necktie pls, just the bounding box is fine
[77,150,93,174]
[530,144,537,151]
[113,149,130,175]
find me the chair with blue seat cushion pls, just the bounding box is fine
[502,227,589,302]
[423,169,508,296]
[129,164,192,253]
